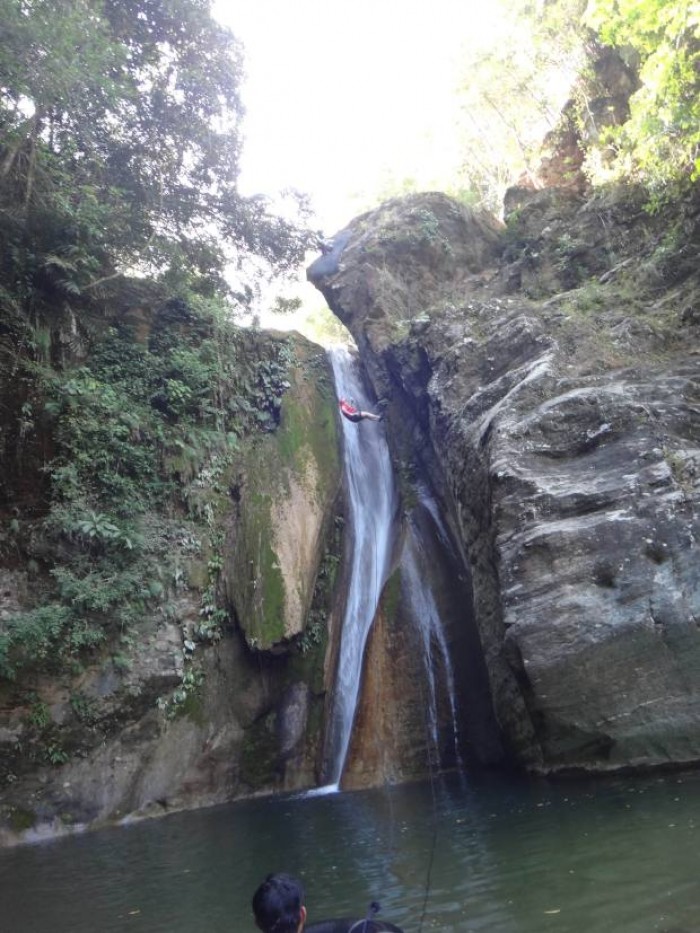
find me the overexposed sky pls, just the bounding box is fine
[213,0,502,234]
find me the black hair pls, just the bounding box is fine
[252,873,305,933]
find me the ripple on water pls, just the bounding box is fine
[1,771,700,932]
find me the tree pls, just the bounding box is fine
[454,0,589,213]
[584,0,700,190]
[0,0,313,331]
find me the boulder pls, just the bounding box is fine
[222,334,341,650]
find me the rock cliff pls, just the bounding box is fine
[308,185,700,774]
[0,312,342,845]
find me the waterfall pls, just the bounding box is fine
[324,347,397,787]
[321,348,472,789]
[403,521,464,772]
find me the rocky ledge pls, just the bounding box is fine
[309,188,700,774]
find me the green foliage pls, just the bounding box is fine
[271,296,303,315]
[41,309,268,516]
[585,0,700,190]
[112,653,132,673]
[293,300,351,347]
[22,693,66,763]
[0,302,301,681]
[370,205,456,258]
[71,511,133,549]
[7,807,37,832]
[28,697,50,730]
[0,605,98,681]
[44,743,69,765]
[0,0,313,345]
[0,3,316,702]
[455,0,589,211]
[51,564,149,626]
[69,691,99,724]
[452,0,699,204]
[298,612,324,655]
[197,531,227,642]
[157,664,204,720]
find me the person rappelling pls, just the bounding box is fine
[338,397,382,423]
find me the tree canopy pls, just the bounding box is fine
[454,0,589,212]
[0,0,312,332]
[453,0,699,211]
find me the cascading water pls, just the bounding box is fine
[415,482,465,767]
[323,347,397,788]
[403,519,464,772]
[321,349,477,789]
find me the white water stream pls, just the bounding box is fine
[324,347,397,787]
[403,526,464,772]
[323,348,466,787]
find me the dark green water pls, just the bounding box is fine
[1,770,700,933]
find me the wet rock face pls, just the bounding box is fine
[0,603,325,846]
[344,497,505,788]
[309,189,700,774]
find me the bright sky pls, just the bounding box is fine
[212,0,502,235]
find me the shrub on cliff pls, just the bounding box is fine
[0,0,316,683]
[0,306,299,681]
[585,0,700,194]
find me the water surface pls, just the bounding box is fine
[1,770,699,932]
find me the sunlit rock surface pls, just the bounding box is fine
[309,188,700,774]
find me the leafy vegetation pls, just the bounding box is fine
[451,0,698,210]
[0,604,102,682]
[0,0,317,688]
[0,308,299,682]
[584,0,700,193]
[454,0,589,211]
[0,0,313,348]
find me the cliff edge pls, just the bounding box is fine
[309,184,700,774]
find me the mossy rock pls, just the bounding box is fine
[224,337,341,650]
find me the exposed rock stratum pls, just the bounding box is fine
[309,187,700,774]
